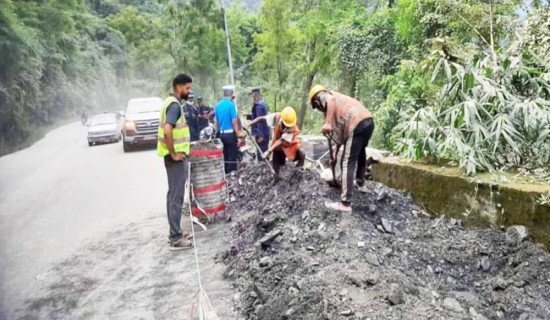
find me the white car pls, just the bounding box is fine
[87,113,122,146]
[122,97,163,152]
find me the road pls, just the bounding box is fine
[0,122,235,319]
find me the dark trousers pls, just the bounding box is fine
[255,135,270,161]
[272,149,305,175]
[341,118,375,205]
[164,156,188,243]
[221,132,238,174]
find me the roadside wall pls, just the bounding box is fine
[371,158,550,249]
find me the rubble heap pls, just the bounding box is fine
[220,166,550,320]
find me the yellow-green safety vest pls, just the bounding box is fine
[157,96,191,157]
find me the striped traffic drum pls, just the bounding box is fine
[188,139,227,218]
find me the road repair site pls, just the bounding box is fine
[1,122,549,320]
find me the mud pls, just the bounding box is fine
[221,166,550,320]
[15,216,236,320]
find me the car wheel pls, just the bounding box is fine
[88,141,93,147]
[123,141,131,152]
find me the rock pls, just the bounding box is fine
[306,246,315,251]
[339,288,349,297]
[492,277,510,291]
[254,304,264,314]
[368,205,377,214]
[230,196,236,202]
[381,218,393,233]
[258,229,283,247]
[496,310,504,319]
[296,278,307,290]
[387,285,404,305]
[253,283,269,303]
[233,292,242,301]
[443,297,464,313]
[259,256,272,267]
[377,190,387,201]
[357,241,366,248]
[301,211,310,220]
[365,253,380,266]
[505,226,528,245]
[469,307,489,320]
[340,309,354,316]
[481,257,491,272]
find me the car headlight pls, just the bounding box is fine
[124,120,137,131]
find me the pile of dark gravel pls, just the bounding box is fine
[219,165,550,320]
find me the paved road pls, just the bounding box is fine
[0,122,235,319]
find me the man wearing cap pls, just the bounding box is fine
[215,85,245,173]
[309,84,375,214]
[245,87,270,161]
[196,96,212,132]
[184,91,200,142]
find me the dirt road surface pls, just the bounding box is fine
[0,122,235,319]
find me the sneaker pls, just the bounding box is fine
[169,238,193,251]
[325,201,352,214]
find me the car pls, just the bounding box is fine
[87,113,122,146]
[122,97,163,152]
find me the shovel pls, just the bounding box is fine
[324,132,338,187]
[243,127,276,177]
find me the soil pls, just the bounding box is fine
[220,165,550,320]
[14,216,237,320]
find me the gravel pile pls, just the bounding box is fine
[220,165,550,320]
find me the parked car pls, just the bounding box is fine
[87,113,122,146]
[122,97,163,152]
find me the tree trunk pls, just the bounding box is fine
[298,72,315,129]
[489,0,496,65]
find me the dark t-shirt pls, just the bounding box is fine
[165,102,181,126]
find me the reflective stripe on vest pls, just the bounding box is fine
[157,96,191,157]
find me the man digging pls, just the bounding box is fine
[309,84,375,214]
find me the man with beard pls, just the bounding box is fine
[157,73,193,250]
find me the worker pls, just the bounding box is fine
[184,91,200,141]
[215,85,244,174]
[196,96,212,132]
[244,87,270,161]
[157,73,193,250]
[309,84,375,214]
[262,106,305,179]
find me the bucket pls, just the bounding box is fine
[188,139,227,217]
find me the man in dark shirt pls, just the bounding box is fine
[245,87,270,161]
[161,73,193,250]
[183,91,200,141]
[197,96,212,132]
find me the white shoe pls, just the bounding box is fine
[324,201,352,214]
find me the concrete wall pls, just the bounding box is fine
[371,158,550,249]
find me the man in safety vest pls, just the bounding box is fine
[157,73,193,250]
[261,106,305,179]
[309,85,375,214]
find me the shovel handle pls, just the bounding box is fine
[243,127,276,176]
[323,133,338,186]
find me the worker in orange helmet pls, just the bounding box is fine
[261,106,305,179]
[309,84,375,214]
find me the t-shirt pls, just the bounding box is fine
[165,102,181,126]
[215,97,238,132]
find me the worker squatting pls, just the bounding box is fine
[158,74,374,250]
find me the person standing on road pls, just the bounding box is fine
[157,73,193,250]
[184,91,200,142]
[309,84,375,214]
[244,87,270,161]
[261,106,305,179]
[214,85,244,174]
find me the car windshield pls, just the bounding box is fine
[91,115,116,126]
[126,99,162,114]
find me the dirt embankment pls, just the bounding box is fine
[220,166,550,320]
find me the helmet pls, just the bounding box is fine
[281,106,297,127]
[308,84,327,104]
[200,123,216,141]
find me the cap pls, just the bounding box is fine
[188,90,195,98]
[197,96,203,102]
[222,85,235,93]
[251,87,261,93]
